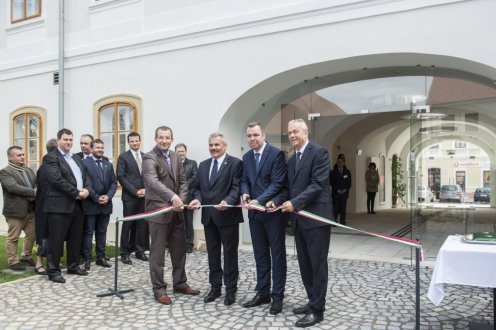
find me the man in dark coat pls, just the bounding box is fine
[329,153,352,225]
[189,133,243,306]
[81,139,117,270]
[281,119,333,328]
[43,128,92,283]
[175,143,198,253]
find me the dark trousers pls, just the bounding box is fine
[332,195,348,223]
[204,221,239,294]
[120,198,149,256]
[367,192,377,212]
[294,223,331,315]
[82,214,110,260]
[148,214,187,296]
[46,201,84,278]
[183,208,194,248]
[34,204,49,257]
[249,212,287,301]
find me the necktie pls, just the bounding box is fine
[210,159,218,184]
[166,154,173,176]
[255,152,260,170]
[135,151,142,173]
[96,159,104,178]
[296,151,302,168]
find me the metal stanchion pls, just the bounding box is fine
[97,220,134,299]
[415,237,420,330]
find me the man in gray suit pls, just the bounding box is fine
[143,126,200,305]
[0,146,37,271]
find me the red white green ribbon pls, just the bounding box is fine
[116,203,423,259]
[116,203,265,222]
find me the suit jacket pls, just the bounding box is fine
[192,154,243,227]
[117,150,145,202]
[0,163,36,217]
[142,146,187,224]
[82,157,117,215]
[182,158,198,203]
[35,163,49,216]
[330,164,352,199]
[287,142,333,229]
[241,143,286,217]
[42,149,92,214]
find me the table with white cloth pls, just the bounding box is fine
[427,235,496,326]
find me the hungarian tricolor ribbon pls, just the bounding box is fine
[116,203,423,260]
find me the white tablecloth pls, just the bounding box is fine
[427,235,496,306]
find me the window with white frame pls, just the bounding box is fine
[98,102,137,164]
[13,112,42,171]
[11,0,41,23]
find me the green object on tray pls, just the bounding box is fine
[472,232,496,241]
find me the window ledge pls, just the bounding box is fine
[89,0,141,13]
[5,16,45,34]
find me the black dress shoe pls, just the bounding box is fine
[135,252,149,261]
[67,267,88,276]
[121,255,133,265]
[293,304,309,314]
[204,290,221,303]
[9,263,26,271]
[242,295,271,308]
[83,259,91,271]
[224,292,236,306]
[270,301,283,315]
[49,275,66,283]
[20,258,36,267]
[96,259,112,268]
[187,245,193,254]
[295,313,323,328]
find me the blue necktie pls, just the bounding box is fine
[96,159,104,178]
[296,152,302,168]
[210,159,218,184]
[255,152,260,170]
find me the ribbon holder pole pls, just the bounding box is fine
[97,220,134,299]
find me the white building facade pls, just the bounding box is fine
[1,0,496,242]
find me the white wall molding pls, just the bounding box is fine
[0,0,468,80]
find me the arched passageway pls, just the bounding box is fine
[220,53,496,260]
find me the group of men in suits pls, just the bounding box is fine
[185,119,332,328]
[1,119,332,327]
[33,129,148,283]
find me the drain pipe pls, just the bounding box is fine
[58,0,65,129]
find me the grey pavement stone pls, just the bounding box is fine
[0,249,493,329]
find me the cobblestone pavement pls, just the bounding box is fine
[0,249,493,329]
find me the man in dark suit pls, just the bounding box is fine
[143,126,200,306]
[175,143,198,254]
[81,139,117,270]
[329,153,352,225]
[34,138,58,274]
[76,134,94,160]
[0,146,37,271]
[241,122,287,315]
[280,119,332,328]
[189,133,243,306]
[43,128,92,283]
[117,132,149,264]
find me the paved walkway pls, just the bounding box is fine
[0,246,493,329]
